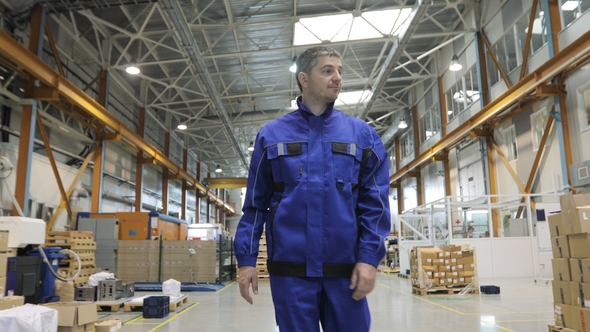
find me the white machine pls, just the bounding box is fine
[0,217,46,248]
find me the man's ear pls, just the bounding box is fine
[298,72,308,88]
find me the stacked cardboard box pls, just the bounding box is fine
[43,302,98,332]
[116,240,217,283]
[0,230,7,293]
[549,192,590,331]
[409,244,476,290]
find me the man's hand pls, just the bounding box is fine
[238,266,258,304]
[349,262,377,301]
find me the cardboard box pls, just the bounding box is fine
[568,233,590,258]
[43,302,97,332]
[552,236,571,258]
[552,259,571,282]
[554,303,574,328]
[553,281,572,304]
[450,251,463,259]
[0,252,6,278]
[432,259,445,266]
[569,282,590,307]
[548,213,563,237]
[440,245,462,252]
[560,192,590,235]
[571,306,590,332]
[458,271,475,278]
[569,258,590,283]
[95,318,122,332]
[439,278,447,285]
[0,277,5,294]
[439,265,452,272]
[0,231,7,251]
[0,296,24,310]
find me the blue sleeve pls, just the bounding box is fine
[356,130,391,268]
[233,134,273,267]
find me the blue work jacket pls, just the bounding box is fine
[234,97,391,277]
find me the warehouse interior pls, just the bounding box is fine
[0,0,589,330]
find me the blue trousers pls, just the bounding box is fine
[269,275,370,332]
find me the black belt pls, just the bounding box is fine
[267,260,355,278]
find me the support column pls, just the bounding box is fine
[544,0,573,191]
[91,70,110,212]
[485,136,500,237]
[134,107,146,212]
[14,6,46,216]
[196,162,201,223]
[181,148,188,221]
[162,131,170,214]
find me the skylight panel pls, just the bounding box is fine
[294,8,413,46]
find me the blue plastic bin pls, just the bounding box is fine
[143,295,170,318]
[29,247,66,303]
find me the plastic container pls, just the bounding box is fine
[143,295,169,318]
[29,247,66,303]
[480,285,500,294]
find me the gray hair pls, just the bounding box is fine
[295,46,342,93]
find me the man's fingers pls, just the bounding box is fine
[238,266,257,304]
[349,268,358,290]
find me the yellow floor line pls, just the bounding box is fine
[147,302,200,332]
[496,319,554,323]
[125,314,144,324]
[216,281,235,293]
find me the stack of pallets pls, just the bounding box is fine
[256,233,269,280]
[45,231,97,285]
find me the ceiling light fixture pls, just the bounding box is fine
[449,54,462,72]
[177,123,187,130]
[398,118,408,129]
[248,141,255,152]
[289,56,297,73]
[215,165,222,173]
[126,58,140,75]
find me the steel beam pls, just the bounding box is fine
[204,177,248,189]
[134,107,145,212]
[389,29,590,185]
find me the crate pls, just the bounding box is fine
[480,285,500,294]
[143,296,170,318]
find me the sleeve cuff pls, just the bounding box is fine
[236,255,258,268]
[358,249,385,268]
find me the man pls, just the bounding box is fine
[234,46,391,332]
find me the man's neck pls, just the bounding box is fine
[301,96,328,116]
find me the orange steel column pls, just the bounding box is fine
[134,107,146,212]
[14,7,46,216]
[196,162,201,223]
[411,106,422,206]
[91,69,109,212]
[162,132,170,214]
[181,148,188,221]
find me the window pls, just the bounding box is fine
[446,66,480,120]
[419,105,440,144]
[400,129,414,159]
[503,126,518,161]
[583,88,590,128]
[488,8,548,88]
[531,108,549,151]
[561,0,590,28]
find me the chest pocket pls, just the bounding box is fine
[266,142,306,183]
[331,142,363,183]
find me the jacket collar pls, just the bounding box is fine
[296,96,335,119]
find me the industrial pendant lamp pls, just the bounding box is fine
[177,123,187,130]
[215,165,222,173]
[247,141,255,152]
[398,118,408,129]
[449,54,462,71]
[126,58,140,75]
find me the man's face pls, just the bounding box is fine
[302,55,343,104]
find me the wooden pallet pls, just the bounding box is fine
[124,294,188,312]
[412,285,462,296]
[257,274,270,281]
[45,231,96,250]
[95,297,134,312]
[548,325,578,332]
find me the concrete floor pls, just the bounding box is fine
[108,273,555,332]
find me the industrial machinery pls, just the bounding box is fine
[0,156,81,303]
